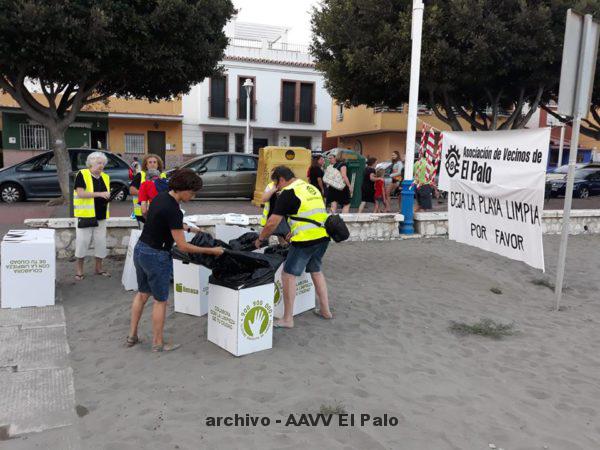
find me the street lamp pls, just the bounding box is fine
[243,78,254,154]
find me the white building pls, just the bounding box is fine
[182,22,331,156]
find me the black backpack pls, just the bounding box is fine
[288,214,350,243]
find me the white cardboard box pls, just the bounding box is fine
[214,224,255,243]
[273,265,315,318]
[207,283,274,357]
[1,229,56,308]
[173,258,211,317]
[121,230,142,291]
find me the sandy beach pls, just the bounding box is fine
[48,234,600,449]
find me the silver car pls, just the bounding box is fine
[167,152,258,198]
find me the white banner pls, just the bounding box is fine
[439,129,550,271]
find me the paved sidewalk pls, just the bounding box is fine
[0,305,81,449]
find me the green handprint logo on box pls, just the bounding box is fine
[242,306,270,339]
[274,281,282,306]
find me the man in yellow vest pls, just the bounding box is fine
[129,154,166,222]
[260,180,290,244]
[255,165,333,328]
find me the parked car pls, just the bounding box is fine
[166,152,258,198]
[546,164,600,198]
[0,149,131,203]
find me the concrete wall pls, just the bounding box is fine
[25,213,404,258]
[24,210,600,259]
[414,210,600,236]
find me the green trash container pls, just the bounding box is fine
[324,149,366,208]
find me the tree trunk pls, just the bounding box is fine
[47,126,71,206]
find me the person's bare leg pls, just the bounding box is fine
[94,257,103,274]
[152,300,168,346]
[275,272,296,328]
[128,292,150,339]
[341,203,350,214]
[311,271,332,318]
[75,258,84,278]
[358,201,366,213]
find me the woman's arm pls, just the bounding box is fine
[171,229,223,256]
[141,201,149,216]
[76,187,109,200]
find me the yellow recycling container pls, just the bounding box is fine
[252,146,312,206]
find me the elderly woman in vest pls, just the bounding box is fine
[73,151,111,281]
[129,154,166,223]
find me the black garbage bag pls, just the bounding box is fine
[228,232,263,251]
[209,250,285,290]
[172,232,230,269]
[263,244,289,258]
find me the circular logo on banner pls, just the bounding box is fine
[285,150,295,160]
[241,303,271,340]
[445,145,461,177]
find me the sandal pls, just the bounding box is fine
[74,274,85,281]
[152,343,181,353]
[126,335,140,347]
[95,271,111,278]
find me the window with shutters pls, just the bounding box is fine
[280,80,315,123]
[209,76,228,118]
[290,136,312,149]
[203,132,229,154]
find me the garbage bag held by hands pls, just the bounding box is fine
[209,250,285,290]
[264,245,289,258]
[228,232,265,251]
[173,231,229,269]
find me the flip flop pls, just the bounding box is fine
[152,343,181,352]
[273,323,293,329]
[95,271,111,278]
[126,335,140,347]
[74,274,85,281]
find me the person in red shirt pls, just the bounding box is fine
[373,168,387,213]
[138,169,165,217]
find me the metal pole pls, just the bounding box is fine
[245,88,251,154]
[400,0,424,234]
[554,115,580,310]
[557,123,566,168]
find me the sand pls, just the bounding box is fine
[54,234,600,450]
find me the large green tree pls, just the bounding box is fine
[0,0,235,203]
[311,0,600,133]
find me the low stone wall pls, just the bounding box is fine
[24,209,600,258]
[24,213,405,258]
[414,210,600,236]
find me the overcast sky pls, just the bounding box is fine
[232,0,320,44]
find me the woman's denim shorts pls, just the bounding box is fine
[133,240,172,301]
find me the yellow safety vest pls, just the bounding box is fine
[260,182,275,226]
[283,179,329,243]
[73,169,110,218]
[132,171,167,216]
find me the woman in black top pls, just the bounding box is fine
[308,155,325,195]
[127,169,224,352]
[358,157,378,213]
[326,151,352,213]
